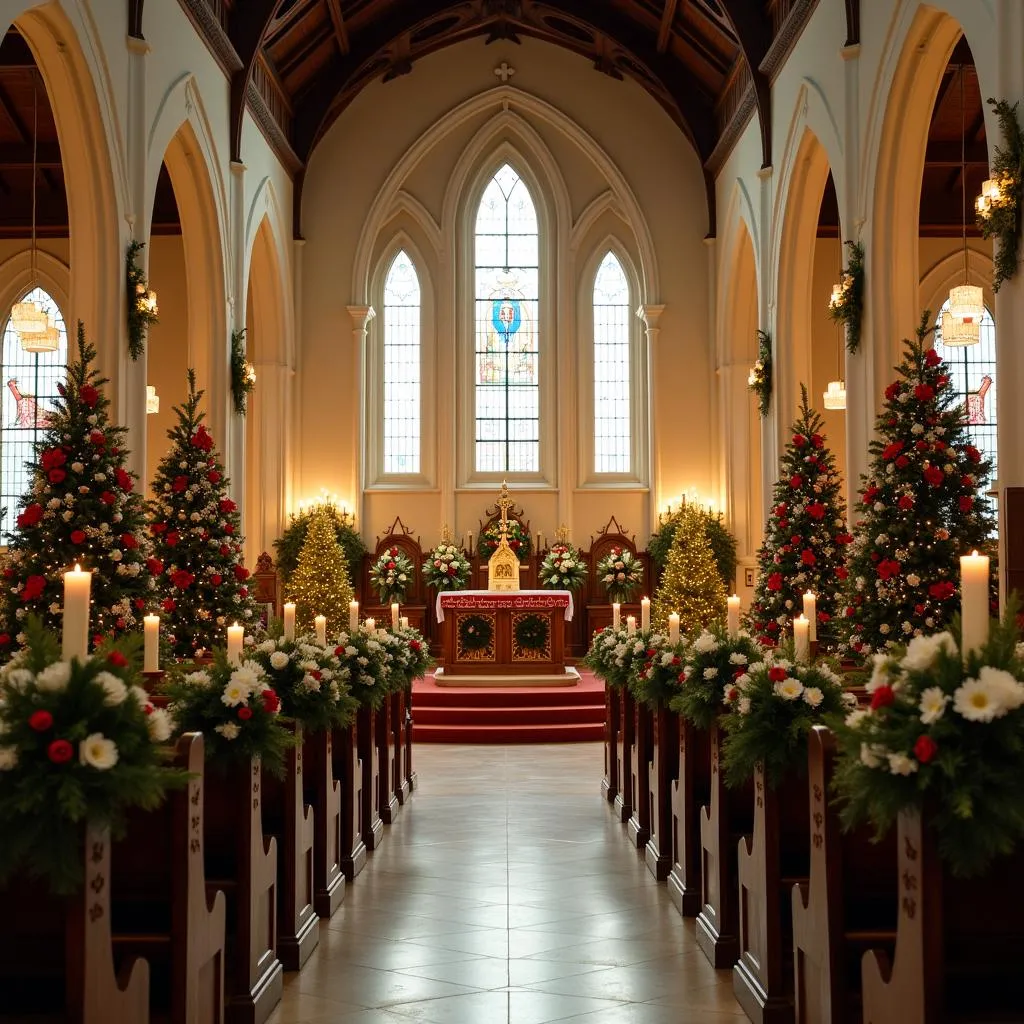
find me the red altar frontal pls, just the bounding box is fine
[434,590,580,687]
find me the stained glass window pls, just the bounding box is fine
[593,252,632,473]
[382,250,421,474]
[474,164,539,474]
[1,287,68,541]
[933,298,997,516]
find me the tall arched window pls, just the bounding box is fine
[382,250,421,474]
[593,252,632,474]
[1,287,68,540]
[474,164,539,474]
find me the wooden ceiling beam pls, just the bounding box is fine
[0,142,62,168]
[717,0,772,167]
[325,0,351,55]
[924,140,988,166]
[657,0,680,54]
[0,79,29,144]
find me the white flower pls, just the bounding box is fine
[344,645,357,657]
[879,623,891,635]
[692,631,719,654]
[977,665,1024,714]
[301,674,321,692]
[953,676,1001,722]
[79,733,119,770]
[906,574,921,587]
[866,655,896,694]
[71,461,84,472]
[845,708,869,728]
[660,652,676,667]
[4,668,34,692]
[36,661,72,693]
[184,670,211,687]
[221,680,250,707]
[802,686,824,708]
[703,667,718,680]
[0,745,17,769]
[774,678,804,700]
[887,752,918,776]
[146,708,173,742]
[737,697,751,715]
[918,686,950,725]
[270,651,290,670]
[860,743,886,768]
[841,691,859,710]
[215,722,241,740]
[257,638,277,653]
[95,671,127,706]
[230,666,262,690]
[902,632,957,672]
[729,652,748,665]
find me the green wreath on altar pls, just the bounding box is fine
[458,614,493,651]
[514,614,549,652]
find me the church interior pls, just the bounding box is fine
[0,1,1022,1022]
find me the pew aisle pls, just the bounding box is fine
[268,743,742,1024]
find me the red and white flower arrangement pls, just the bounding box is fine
[369,546,415,603]
[595,546,644,604]
[422,543,471,591]
[539,542,587,593]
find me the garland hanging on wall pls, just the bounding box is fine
[977,98,1024,292]
[827,240,865,354]
[230,328,256,415]
[125,240,158,361]
[747,329,773,418]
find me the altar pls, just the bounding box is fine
[434,590,580,687]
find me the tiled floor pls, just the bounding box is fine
[268,743,744,1023]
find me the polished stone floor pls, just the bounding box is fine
[269,743,743,1023]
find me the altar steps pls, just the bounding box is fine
[411,672,606,743]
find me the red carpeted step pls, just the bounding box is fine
[414,704,605,727]
[413,722,605,744]
[414,687,603,708]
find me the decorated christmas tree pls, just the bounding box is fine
[148,370,259,658]
[2,324,154,652]
[748,386,852,648]
[839,315,995,657]
[651,502,727,635]
[289,506,354,634]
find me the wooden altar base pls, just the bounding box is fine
[434,666,580,688]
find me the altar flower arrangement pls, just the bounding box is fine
[539,542,587,593]
[630,631,688,708]
[332,625,391,709]
[832,610,1024,877]
[478,520,531,564]
[247,634,357,733]
[720,648,850,788]
[422,543,472,591]
[669,623,762,731]
[369,546,415,603]
[595,547,644,604]
[0,618,183,892]
[161,652,293,776]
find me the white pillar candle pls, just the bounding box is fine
[62,564,91,662]
[960,550,990,658]
[640,597,651,633]
[283,601,296,642]
[391,602,400,630]
[466,532,473,553]
[793,615,810,665]
[727,595,741,639]
[802,591,817,642]
[400,616,409,630]
[143,614,160,673]
[668,612,680,645]
[626,615,637,635]
[227,623,244,666]
[314,614,327,645]
[349,600,359,632]
[365,617,376,632]
[612,603,621,629]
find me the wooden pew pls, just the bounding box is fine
[375,695,400,825]
[204,758,283,1024]
[627,697,652,849]
[644,704,679,880]
[613,687,635,824]
[404,689,417,793]
[696,723,754,968]
[861,810,1024,1023]
[667,718,711,916]
[601,681,620,805]
[393,690,411,806]
[357,706,384,851]
[733,764,811,1024]
[0,827,150,1023]
[334,721,367,880]
[262,724,319,972]
[111,732,226,1024]
[791,726,896,1024]
[303,729,345,917]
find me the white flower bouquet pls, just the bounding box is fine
[539,542,587,593]
[422,543,472,591]
[369,545,415,603]
[595,546,644,604]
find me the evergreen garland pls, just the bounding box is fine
[748,329,773,417]
[125,240,158,361]
[459,615,493,652]
[230,329,255,416]
[977,99,1023,292]
[827,241,866,354]
[514,614,549,652]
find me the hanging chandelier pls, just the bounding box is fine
[823,378,846,410]
[146,385,159,414]
[824,240,846,410]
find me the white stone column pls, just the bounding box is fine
[757,164,777,525]
[346,305,375,533]
[226,160,247,517]
[719,361,761,566]
[246,360,291,566]
[638,303,664,535]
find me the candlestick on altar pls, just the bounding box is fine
[727,595,741,639]
[626,615,637,636]
[466,532,473,553]
[283,602,296,642]
[802,591,817,642]
[227,623,244,665]
[391,602,400,630]
[640,597,651,633]
[668,612,680,645]
[314,615,327,645]
[793,615,810,665]
[349,600,359,632]
[400,616,409,630]
[62,564,91,662]
[612,603,621,629]
[143,614,160,673]
[960,550,990,658]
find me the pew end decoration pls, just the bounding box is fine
[368,546,415,604]
[826,240,866,354]
[332,626,391,709]
[631,630,689,708]
[583,624,652,690]
[422,541,472,591]
[0,618,182,893]
[229,328,256,416]
[125,240,158,361]
[595,546,644,604]
[392,624,433,684]
[670,623,761,731]
[747,329,772,417]
[720,648,851,788]
[161,652,293,777]
[539,540,587,593]
[832,612,1024,877]
[976,99,1023,292]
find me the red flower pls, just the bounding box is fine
[115,468,133,491]
[219,545,230,556]
[219,498,238,514]
[961,475,975,488]
[936,374,950,387]
[767,572,783,592]
[774,503,788,517]
[924,348,942,367]
[915,440,930,453]
[171,569,195,589]
[817,611,831,623]
[882,441,905,461]
[915,604,925,615]
[807,502,826,521]
[234,565,250,582]
[792,434,806,447]
[914,735,938,764]
[239,587,248,598]
[100,491,116,505]
[923,465,944,487]
[386,560,396,570]
[884,381,902,400]
[17,503,43,528]
[89,430,105,447]
[150,522,167,535]
[964,445,982,464]
[191,426,214,452]
[211,573,222,586]
[877,559,902,581]
[0,634,9,646]
[121,533,138,549]
[79,384,99,408]
[836,566,849,581]
[789,475,803,489]
[146,557,164,576]
[801,549,816,566]
[134,599,145,610]
[929,581,955,600]
[166,531,180,547]
[895,455,910,469]
[390,546,399,556]
[21,575,46,602]
[106,650,128,668]
[863,486,880,505]
[41,448,66,471]
[47,468,66,484]
[208,470,221,483]
[238,706,253,721]
[811,433,824,448]
[224,523,235,535]
[29,709,53,732]
[162,598,177,612]
[70,529,86,544]
[870,685,895,710]
[897,495,914,511]
[47,739,73,764]
[914,383,934,401]
[261,689,280,713]
[410,640,422,653]
[959,495,974,513]
[172,475,189,493]
[768,667,788,682]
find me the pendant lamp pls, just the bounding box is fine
[146,385,159,414]
[824,239,846,410]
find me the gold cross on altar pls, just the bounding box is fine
[496,481,514,531]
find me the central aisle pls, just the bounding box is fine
[268,744,742,1024]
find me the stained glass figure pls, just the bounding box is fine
[382,250,421,474]
[593,252,632,474]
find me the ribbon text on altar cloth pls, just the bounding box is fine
[435,589,574,622]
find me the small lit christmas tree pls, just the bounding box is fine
[148,370,260,658]
[289,506,354,634]
[651,502,727,635]
[748,386,852,648]
[839,315,995,657]
[2,324,154,652]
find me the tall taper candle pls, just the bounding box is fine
[143,614,160,673]
[626,615,637,635]
[640,596,651,632]
[314,614,327,645]
[227,623,244,665]
[391,602,400,630]
[802,591,817,642]
[400,616,409,630]
[612,603,621,629]
[727,595,741,638]
[349,600,359,632]
[62,564,91,661]
[793,614,810,665]
[668,612,680,644]
[960,550,990,658]
[283,601,296,641]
